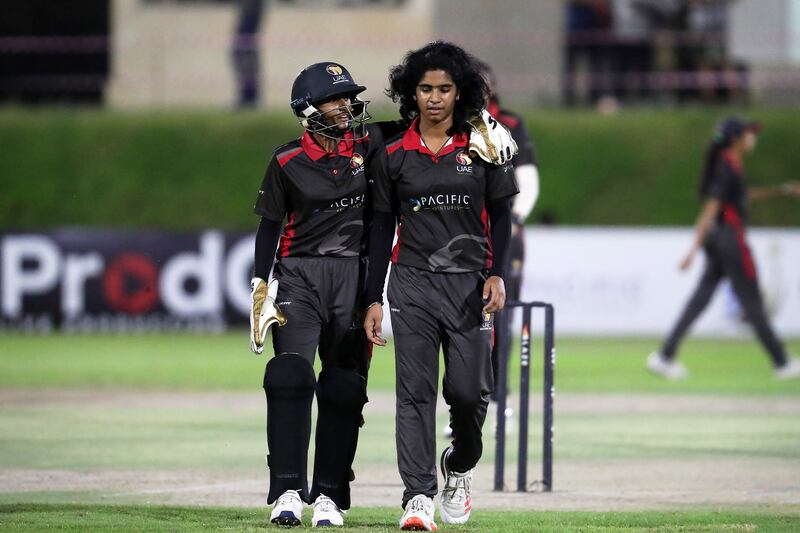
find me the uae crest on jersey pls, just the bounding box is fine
[456,151,473,174]
[350,153,364,168]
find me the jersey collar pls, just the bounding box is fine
[301,130,357,161]
[402,117,468,158]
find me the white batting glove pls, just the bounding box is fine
[468,109,518,165]
[249,277,287,355]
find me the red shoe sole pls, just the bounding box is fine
[401,516,437,531]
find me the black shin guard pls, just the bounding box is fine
[263,353,316,504]
[309,367,367,510]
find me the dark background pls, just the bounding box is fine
[0,0,109,104]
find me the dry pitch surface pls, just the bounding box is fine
[2,389,799,512]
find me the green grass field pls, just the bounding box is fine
[1,505,799,532]
[1,334,799,531]
[2,333,799,394]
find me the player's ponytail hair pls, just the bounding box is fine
[698,138,727,198]
[386,41,488,136]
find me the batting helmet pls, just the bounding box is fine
[290,62,370,139]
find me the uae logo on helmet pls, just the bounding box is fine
[326,64,344,76]
[350,153,364,169]
[456,151,472,166]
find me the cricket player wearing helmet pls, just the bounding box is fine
[252,61,375,528]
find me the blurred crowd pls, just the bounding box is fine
[0,0,756,108]
[563,0,747,107]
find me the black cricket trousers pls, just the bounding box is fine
[387,264,493,508]
[661,224,788,367]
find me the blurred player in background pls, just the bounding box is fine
[647,117,800,380]
[478,59,540,425]
[441,60,541,438]
[363,41,518,530]
[231,0,267,107]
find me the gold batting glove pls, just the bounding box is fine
[249,277,287,355]
[468,109,518,165]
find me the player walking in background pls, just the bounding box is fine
[647,117,800,380]
[231,0,267,108]
[441,60,541,439]
[249,62,378,528]
[479,59,540,424]
[363,41,518,530]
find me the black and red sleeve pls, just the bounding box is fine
[364,149,397,305]
[254,155,288,222]
[252,155,287,279]
[368,148,396,214]
[486,160,519,201]
[485,161,518,279]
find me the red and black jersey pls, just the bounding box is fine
[254,124,392,258]
[487,101,538,168]
[370,118,519,273]
[708,150,748,227]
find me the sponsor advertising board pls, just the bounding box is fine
[1,228,797,336]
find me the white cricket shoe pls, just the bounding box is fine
[311,494,344,527]
[775,357,800,380]
[270,489,303,527]
[438,446,473,524]
[399,494,437,531]
[646,352,688,379]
